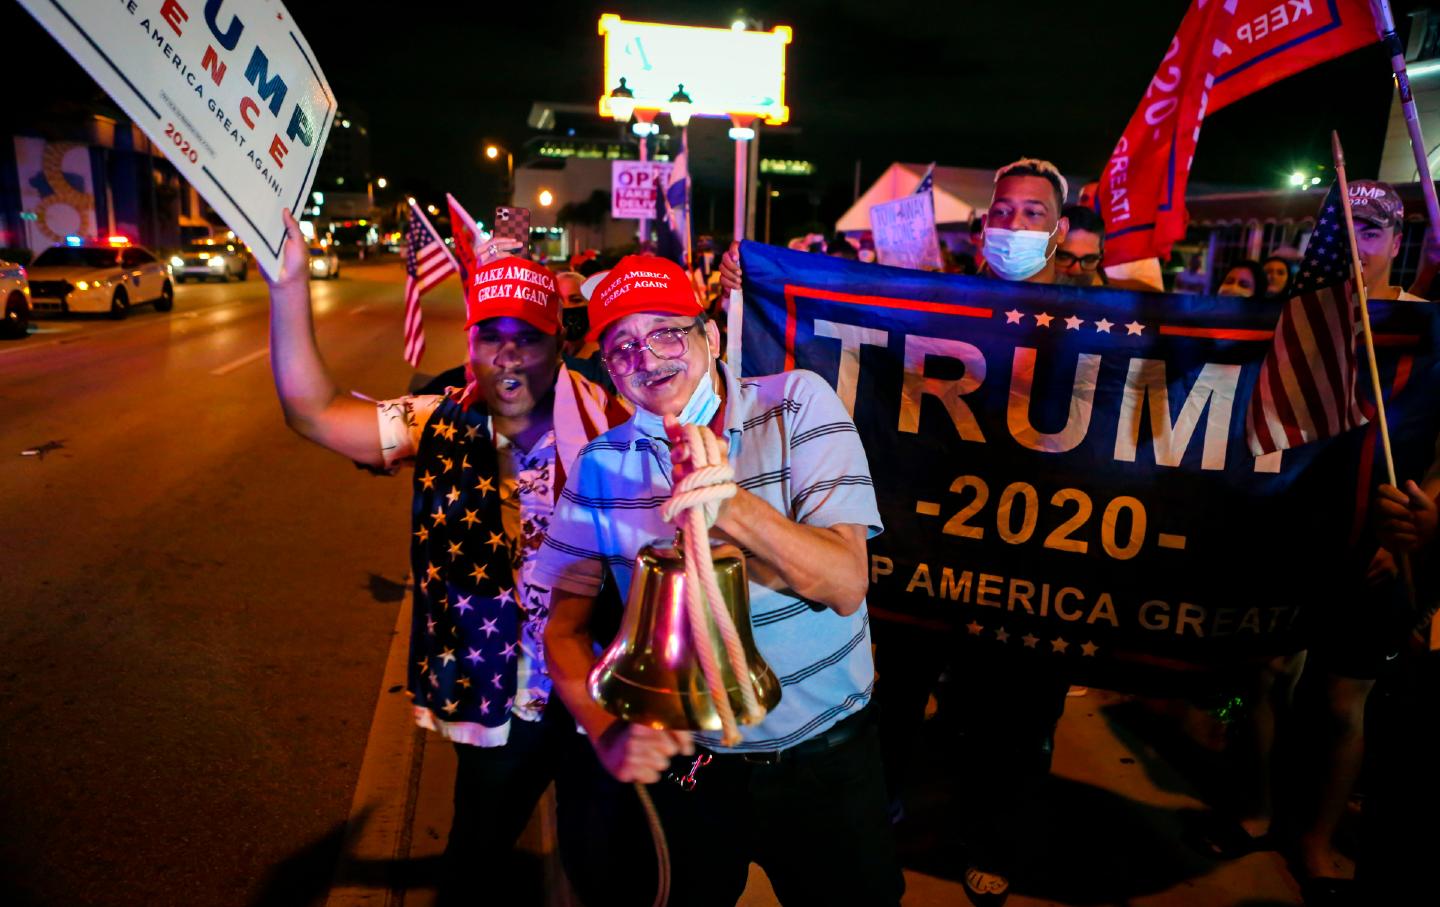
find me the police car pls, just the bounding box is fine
[0,258,30,338]
[169,237,250,282]
[27,236,174,319]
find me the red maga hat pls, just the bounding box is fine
[465,257,561,334]
[586,254,702,342]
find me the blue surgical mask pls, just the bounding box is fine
[984,225,1058,281]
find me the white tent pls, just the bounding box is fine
[836,163,999,233]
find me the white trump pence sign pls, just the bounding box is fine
[18,0,336,279]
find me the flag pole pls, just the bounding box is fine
[1333,131,1419,617]
[1370,0,1440,230]
[1332,130,1399,486]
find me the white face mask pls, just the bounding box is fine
[984,224,1058,281]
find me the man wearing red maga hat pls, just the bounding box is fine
[538,254,903,905]
[265,211,626,904]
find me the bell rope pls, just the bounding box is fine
[662,418,762,746]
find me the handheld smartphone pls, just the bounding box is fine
[493,206,532,258]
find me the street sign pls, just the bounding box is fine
[17,0,336,280]
[611,160,673,220]
[870,192,942,271]
[598,16,791,125]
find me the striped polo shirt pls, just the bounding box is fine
[532,361,883,752]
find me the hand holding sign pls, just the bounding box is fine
[269,208,310,288]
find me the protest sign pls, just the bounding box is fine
[18,0,337,280]
[870,192,942,271]
[611,160,673,220]
[738,242,1440,684]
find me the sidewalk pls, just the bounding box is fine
[325,598,1302,906]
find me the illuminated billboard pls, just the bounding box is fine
[598,15,791,125]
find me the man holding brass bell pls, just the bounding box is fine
[537,254,903,905]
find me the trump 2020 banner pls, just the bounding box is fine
[18,0,336,280]
[737,242,1440,677]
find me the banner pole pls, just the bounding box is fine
[1370,0,1440,229]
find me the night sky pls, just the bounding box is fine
[2,1,1431,231]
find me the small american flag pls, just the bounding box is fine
[913,162,935,196]
[403,202,458,368]
[1245,182,1370,455]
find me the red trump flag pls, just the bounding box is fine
[1100,0,1376,266]
[1210,0,1377,113]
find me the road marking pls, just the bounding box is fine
[210,347,269,376]
[0,299,245,357]
[1157,533,1187,550]
[915,501,941,516]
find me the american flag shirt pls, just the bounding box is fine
[378,391,551,746]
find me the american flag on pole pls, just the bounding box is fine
[403,201,458,368]
[1245,182,1370,455]
[913,162,935,196]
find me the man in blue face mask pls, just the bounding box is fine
[980,156,1071,284]
[536,254,903,906]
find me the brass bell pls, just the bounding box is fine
[589,539,781,731]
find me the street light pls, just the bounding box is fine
[484,143,514,204]
[427,204,439,215]
[538,189,554,208]
[608,77,636,123]
[376,177,387,189]
[667,84,693,128]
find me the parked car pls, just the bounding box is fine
[170,239,249,282]
[0,258,30,338]
[27,237,174,319]
[309,245,340,280]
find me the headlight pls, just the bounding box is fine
[75,280,89,291]
[170,256,184,267]
[208,257,226,269]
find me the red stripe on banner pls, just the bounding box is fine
[785,284,993,319]
[781,284,991,372]
[784,286,797,372]
[1158,325,1274,341]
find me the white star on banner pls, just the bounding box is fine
[1094,318,1114,333]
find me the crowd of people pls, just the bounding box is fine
[263,156,1440,906]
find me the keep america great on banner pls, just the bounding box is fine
[736,242,1440,688]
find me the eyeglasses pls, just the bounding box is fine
[602,322,698,377]
[1055,250,1103,271]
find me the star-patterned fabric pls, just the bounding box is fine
[376,367,627,747]
[391,392,526,746]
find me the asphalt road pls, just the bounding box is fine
[0,262,464,907]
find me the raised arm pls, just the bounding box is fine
[267,208,385,467]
